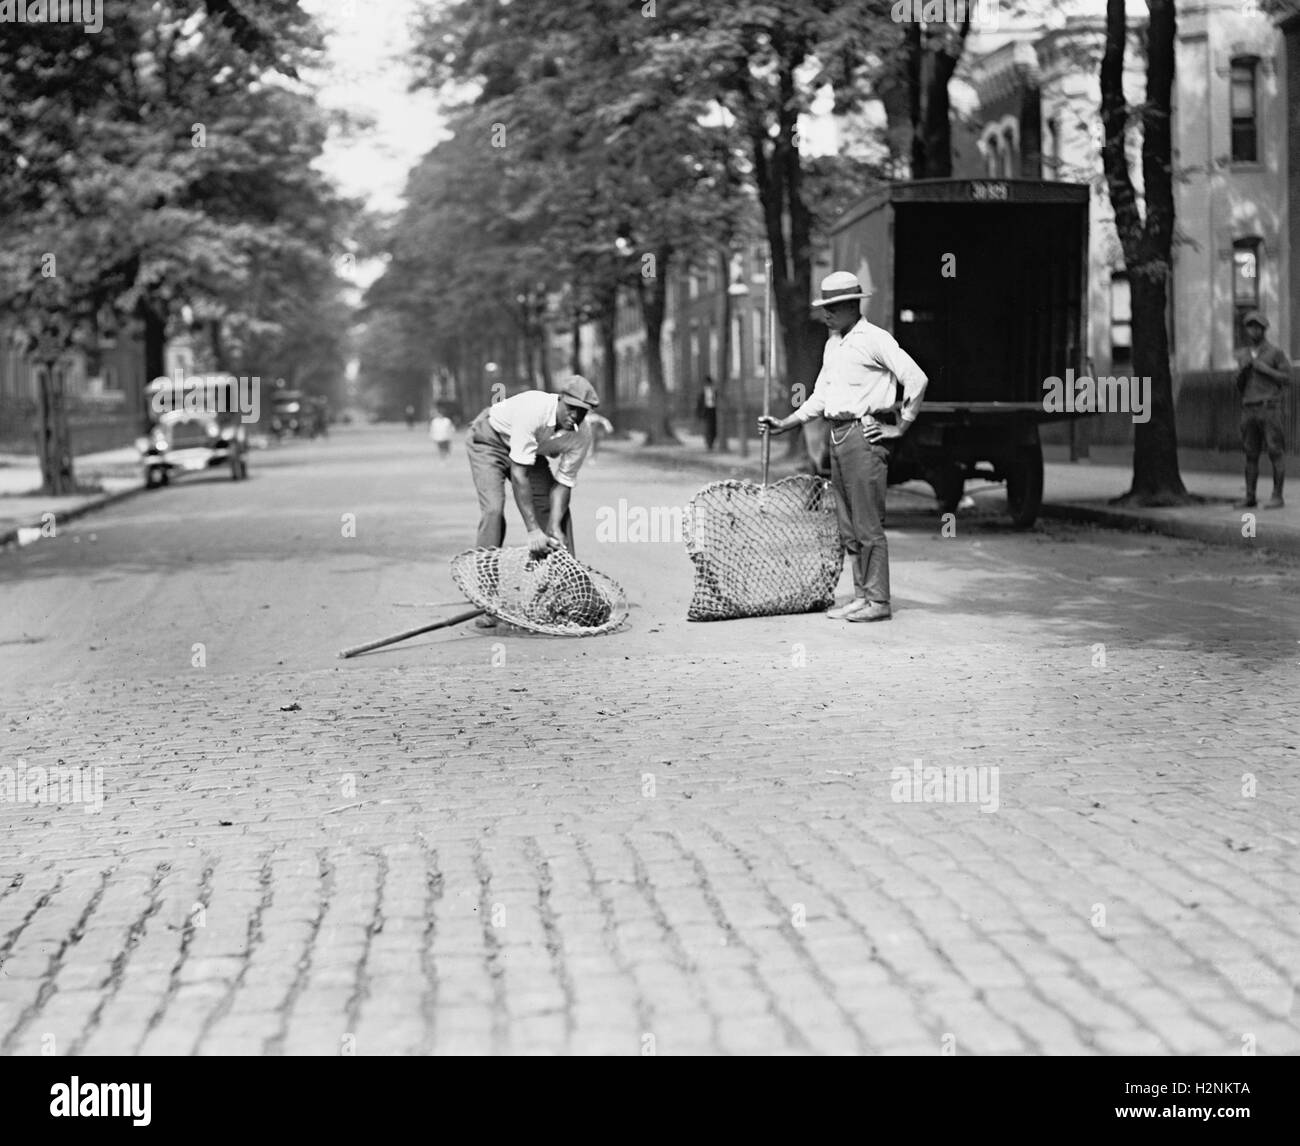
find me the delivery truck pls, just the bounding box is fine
[826,178,1090,527]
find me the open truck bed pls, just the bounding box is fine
[828,178,1090,526]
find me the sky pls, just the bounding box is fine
[301,0,444,217]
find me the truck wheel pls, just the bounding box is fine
[1005,441,1043,528]
[932,464,965,515]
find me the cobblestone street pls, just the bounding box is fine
[2,427,1298,1055]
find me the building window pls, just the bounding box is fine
[1002,128,1017,177]
[102,365,121,391]
[1233,238,1262,347]
[1230,57,1258,163]
[1109,272,1132,369]
[984,135,1001,177]
[1042,116,1059,181]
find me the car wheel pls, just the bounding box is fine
[932,463,965,515]
[1005,440,1043,529]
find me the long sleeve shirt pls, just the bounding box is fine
[486,391,591,487]
[794,318,928,424]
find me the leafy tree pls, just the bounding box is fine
[0,0,351,491]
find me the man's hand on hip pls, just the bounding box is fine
[865,422,905,442]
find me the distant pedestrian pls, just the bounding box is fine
[587,412,613,461]
[405,404,416,429]
[697,376,719,450]
[1234,310,1290,509]
[759,271,928,623]
[429,412,454,460]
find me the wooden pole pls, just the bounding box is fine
[338,608,485,659]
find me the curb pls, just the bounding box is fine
[1041,500,1300,557]
[0,481,147,550]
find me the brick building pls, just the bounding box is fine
[963,2,1297,455]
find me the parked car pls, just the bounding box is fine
[138,377,249,488]
[270,389,309,440]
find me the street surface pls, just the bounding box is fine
[1,425,1297,1055]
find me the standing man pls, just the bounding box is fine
[697,375,719,451]
[1234,311,1290,509]
[759,271,928,623]
[466,374,598,547]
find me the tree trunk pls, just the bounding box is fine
[1100,0,1189,504]
[636,245,678,444]
[1126,270,1185,500]
[596,294,619,426]
[37,358,75,496]
[742,45,821,472]
[570,305,582,376]
[537,312,553,391]
[717,247,731,452]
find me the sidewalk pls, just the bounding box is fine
[0,447,143,548]
[602,432,1300,557]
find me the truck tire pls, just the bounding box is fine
[932,464,965,515]
[1005,440,1043,528]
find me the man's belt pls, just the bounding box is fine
[825,411,896,426]
[1243,399,1283,408]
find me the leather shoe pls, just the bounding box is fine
[1265,495,1285,509]
[474,615,498,629]
[1234,498,1257,509]
[847,601,892,623]
[826,597,867,619]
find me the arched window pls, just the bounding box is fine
[1002,127,1017,177]
[1230,57,1258,163]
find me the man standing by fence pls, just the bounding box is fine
[1235,311,1290,509]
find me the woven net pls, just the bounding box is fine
[683,475,845,621]
[450,546,628,636]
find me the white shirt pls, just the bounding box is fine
[795,318,928,424]
[486,390,592,488]
[429,416,454,442]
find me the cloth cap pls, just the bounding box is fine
[1243,310,1268,330]
[558,375,600,409]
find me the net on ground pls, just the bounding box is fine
[450,546,628,636]
[683,475,844,621]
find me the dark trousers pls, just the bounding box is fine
[1241,401,1286,495]
[465,411,575,553]
[701,408,717,450]
[828,423,891,604]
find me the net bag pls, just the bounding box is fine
[683,475,844,621]
[450,546,629,636]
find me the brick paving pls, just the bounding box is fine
[1,427,1297,1055]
